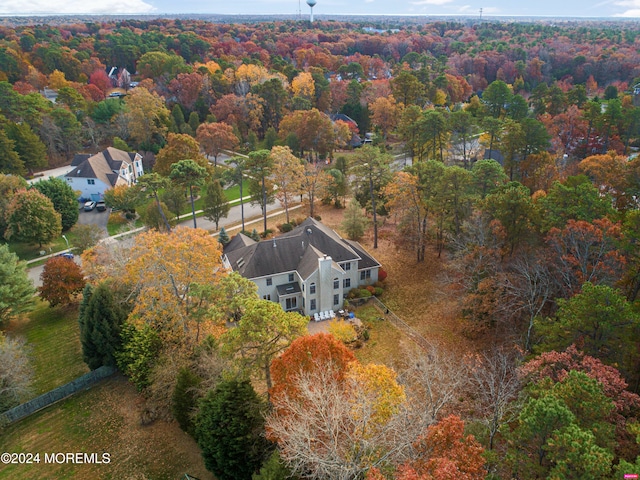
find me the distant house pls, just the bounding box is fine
[107,67,131,89]
[222,218,381,316]
[329,113,362,147]
[64,147,143,201]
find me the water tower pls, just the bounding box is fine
[307,0,317,22]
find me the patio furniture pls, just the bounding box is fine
[319,311,326,321]
[314,313,320,322]
[329,310,336,318]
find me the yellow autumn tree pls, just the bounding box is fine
[194,60,221,74]
[125,87,170,148]
[123,227,228,346]
[370,95,401,141]
[346,363,406,433]
[270,146,304,223]
[291,71,315,100]
[48,70,69,90]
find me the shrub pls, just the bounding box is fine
[277,223,293,233]
[328,320,358,344]
[359,289,372,298]
[172,367,202,436]
[374,287,384,296]
[347,288,360,299]
[365,285,376,294]
[260,228,274,238]
[314,215,322,221]
[378,269,388,282]
[107,213,127,227]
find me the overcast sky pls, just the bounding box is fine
[2,0,640,18]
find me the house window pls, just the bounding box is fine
[87,179,95,185]
[263,294,271,301]
[286,297,297,310]
[343,278,351,288]
[344,262,351,271]
[360,270,371,281]
[334,294,340,306]
[266,277,272,286]
[310,283,316,294]
[288,273,294,282]
[310,299,316,311]
[302,298,305,307]
[333,278,339,289]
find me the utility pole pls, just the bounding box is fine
[479,7,483,19]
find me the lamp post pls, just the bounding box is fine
[62,234,70,250]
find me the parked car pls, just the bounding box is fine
[84,201,96,211]
[58,252,74,260]
[95,201,107,212]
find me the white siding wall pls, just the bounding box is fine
[254,272,299,303]
[65,177,110,200]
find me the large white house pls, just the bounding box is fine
[64,147,143,201]
[222,218,381,316]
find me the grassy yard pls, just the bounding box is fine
[352,304,410,366]
[0,376,213,480]
[5,300,88,396]
[6,233,75,262]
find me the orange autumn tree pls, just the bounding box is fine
[367,416,485,480]
[267,333,410,479]
[122,227,227,346]
[38,256,86,307]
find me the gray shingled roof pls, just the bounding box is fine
[223,232,256,254]
[345,240,382,269]
[225,218,367,280]
[65,147,136,187]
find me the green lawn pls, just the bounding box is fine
[6,231,76,262]
[5,300,88,396]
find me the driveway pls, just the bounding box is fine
[77,207,109,232]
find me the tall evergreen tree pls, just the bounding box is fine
[203,179,230,230]
[0,243,36,326]
[196,379,271,480]
[78,282,129,370]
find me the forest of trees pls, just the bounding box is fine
[3,16,640,480]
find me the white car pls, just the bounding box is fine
[84,201,96,211]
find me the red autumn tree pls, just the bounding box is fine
[196,122,239,166]
[546,218,625,295]
[367,416,486,480]
[398,415,486,480]
[269,332,356,410]
[38,256,86,307]
[88,69,112,96]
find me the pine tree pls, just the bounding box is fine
[251,228,261,242]
[203,179,230,230]
[196,379,271,480]
[341,199,369,240]
[78,282,128,370]
[218,227,230,246]
[172,367,202,436]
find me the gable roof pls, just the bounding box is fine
[224,217,379,279]
[65,147,138,187]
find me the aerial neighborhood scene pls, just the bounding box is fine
[4,0,640,478]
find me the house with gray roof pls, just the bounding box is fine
[222,218,381,317]
[64,147,144,201]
